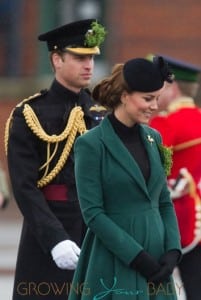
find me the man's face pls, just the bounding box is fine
[157,82,176,111]
[53,51,95,92]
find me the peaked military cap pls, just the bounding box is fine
[38,19,106,55]
[123,56,174,93]
[147,54,201,82]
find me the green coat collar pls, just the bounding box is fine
[99,117,165,196]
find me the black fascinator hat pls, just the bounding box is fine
[123,56,174,93]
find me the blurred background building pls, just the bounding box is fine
[1,0,201,169]
[0,0,201,195]
[0,1,200,298]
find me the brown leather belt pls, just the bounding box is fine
[41,184,68,201]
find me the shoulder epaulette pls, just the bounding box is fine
[4,90,48,156]
[16,89,48,108]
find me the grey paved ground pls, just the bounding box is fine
[0,199,22,300]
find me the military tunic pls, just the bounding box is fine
[150,97,201,248]
[150,97,201,299]
[7,79,100,300]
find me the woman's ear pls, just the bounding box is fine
[121,91,128,105]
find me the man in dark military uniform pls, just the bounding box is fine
[5,19,106,300]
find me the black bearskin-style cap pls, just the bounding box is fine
[123,56,174,93]
[38,19,107,55]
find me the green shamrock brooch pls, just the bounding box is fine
[158,144,173,176]
[147,134,173,176]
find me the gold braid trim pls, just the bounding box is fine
[23,103,81,143]
[4,92,43,156]
[167,97,195,113]
[180,168,201,254]
[23,104,87,188]
[5,109,14,156]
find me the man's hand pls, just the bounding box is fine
[168,177,189,199]
[51,240,81,270]
[168,168,190,199]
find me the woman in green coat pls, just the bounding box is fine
[69,57,182,300]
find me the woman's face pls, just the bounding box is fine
[115,87,164,126]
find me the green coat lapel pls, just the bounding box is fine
[139,125,165,192]
[99,118,164,196]
[99,118,148,195]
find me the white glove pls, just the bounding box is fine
[168,177,189,199]
[51,240,81,270]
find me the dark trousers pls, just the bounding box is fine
[179,245,201,300]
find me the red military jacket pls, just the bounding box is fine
[150,97,201,250]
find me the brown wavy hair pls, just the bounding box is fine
[92,63,131,110]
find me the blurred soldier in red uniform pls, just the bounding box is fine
[149,54,201,300]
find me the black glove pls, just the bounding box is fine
[159,250,181,272]
[149,250,181,284]
[130,250,161,280]
[149,264,171,284]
